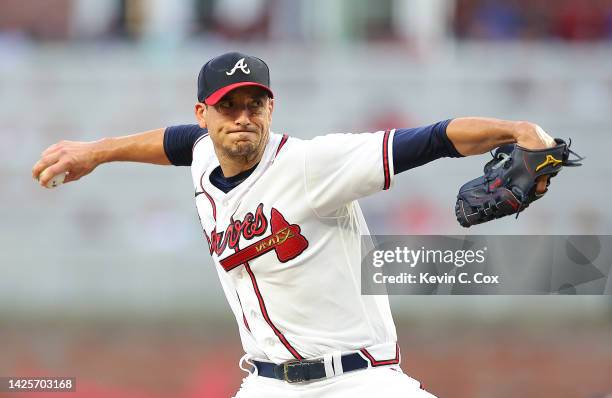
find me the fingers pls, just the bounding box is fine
[32,141,70,180]
[33,141,85,187]
[535,175,549,195]
[32,150,62,182]
[38,162,70,188]
[41,141,63,157]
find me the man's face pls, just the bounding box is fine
[196,86,273,162]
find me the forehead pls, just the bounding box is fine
[220,86,269,102]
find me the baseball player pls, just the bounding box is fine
[32,52,557,397]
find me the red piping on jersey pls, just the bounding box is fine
[199,172,217,221]
[382,129,391,190]
[192,132,209,153]
[242,313,250,331]
[230,217,304,360]
[235,290,251,332]
[360,343,400,366]
[203,229,211,248]
[243,263,303,360]
[275,134,289,158]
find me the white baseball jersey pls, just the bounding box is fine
[191,130,398,365]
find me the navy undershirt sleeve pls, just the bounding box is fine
[392,119,463,175]
[163,124,208,166]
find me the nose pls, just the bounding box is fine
[234,107,251,126]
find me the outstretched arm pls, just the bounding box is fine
[32,128,169,188]
[32,124,207,188]
[393,117,555,194]
[446,117,555,156]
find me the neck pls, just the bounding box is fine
[219,154,261,177]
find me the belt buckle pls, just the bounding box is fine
[282,359,304,383]
[281,358,324,383]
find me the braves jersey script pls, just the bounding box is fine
[191,130,399,365]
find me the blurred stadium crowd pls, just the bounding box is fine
[455,0,612,41]
[1,1,611,397]
[2,0,612,42]
[0,0,425,42]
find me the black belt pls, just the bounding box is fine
[253,353,369,383]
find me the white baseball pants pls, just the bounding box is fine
[233,365,437,398]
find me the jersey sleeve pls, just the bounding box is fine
[304,130,394,217]
[393,119,463,174]
[163,124,208,166]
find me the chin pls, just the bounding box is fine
[229,141,257,157]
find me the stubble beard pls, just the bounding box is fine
[224,137,262,164]
[225,129,269,163]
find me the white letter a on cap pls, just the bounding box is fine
[226,58,250,76]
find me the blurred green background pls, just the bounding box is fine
[1,1,611,397]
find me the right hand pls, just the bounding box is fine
[32,140,103,188]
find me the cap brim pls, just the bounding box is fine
[204,82,274,105]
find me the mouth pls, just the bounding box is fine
[228,129,257,136]
[229,130,256,134]
[228,130,257,139]
[228,130,258,143]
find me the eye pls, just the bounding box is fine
[218,100,232,109]
[248,99,264,110]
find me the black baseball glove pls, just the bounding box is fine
[455,139,583,228]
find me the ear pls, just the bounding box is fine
[194,102,207,128]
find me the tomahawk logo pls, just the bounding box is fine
[226,58,250,76]
[219,207,309,271]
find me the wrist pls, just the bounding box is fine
[92,137,116,164]
[513,121,538,143]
